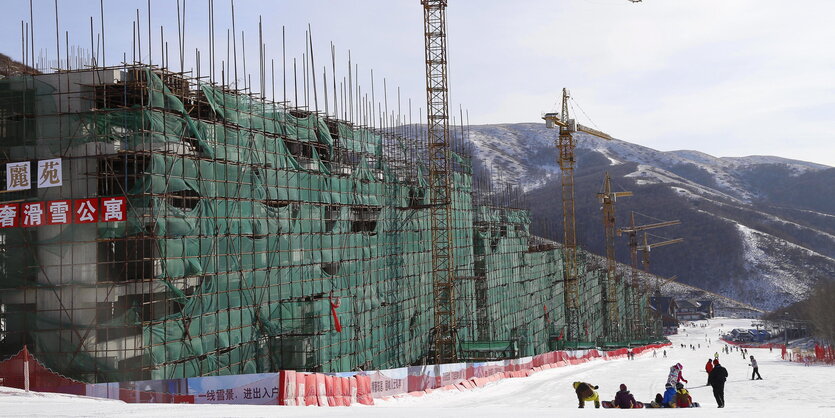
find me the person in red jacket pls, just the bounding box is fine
[705,358,714,385]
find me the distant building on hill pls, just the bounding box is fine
[650,296,679,334]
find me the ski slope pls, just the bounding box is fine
[2,318,833,417]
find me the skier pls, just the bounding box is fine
[653,350,657,358]
[662,383,677,407]
[705,358,714,385]
[663,349,667,358]
[675,382,694,408]
[666,363,688,387]
[714,351,719,359]
[573,381,600,408]
[613,383,637,409]
[708,358,728,408]
[749,355,763,380]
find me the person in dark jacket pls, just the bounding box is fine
[708,358,728,408]
[613,383,637,408]
[573,381,600,408]
[662,383,677,407]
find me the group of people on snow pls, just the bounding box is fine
[572,355,741,409]
[571,337,768,409]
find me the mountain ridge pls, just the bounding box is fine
[461,122,834,310]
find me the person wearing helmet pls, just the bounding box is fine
[573,381,600,408]
[666,362,688,387]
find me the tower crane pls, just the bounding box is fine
[617,214,680,338]
[598,173,632,340]
[421,0,457,363]
[543,89,613,342]
[638,233,684,290]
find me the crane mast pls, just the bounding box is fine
[618,215,680,338]
[422,0,457,363]
[558,90,581,342]
[598,173,632,340]
[543,89,613,342]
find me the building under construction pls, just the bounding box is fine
[0,2,661,384]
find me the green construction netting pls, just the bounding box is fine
[0,68,659,382]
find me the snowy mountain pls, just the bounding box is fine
[462,123,835,311]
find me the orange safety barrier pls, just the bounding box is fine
[355,374,373,405]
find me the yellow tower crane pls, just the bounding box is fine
[639,233,684,290]
[543,89,613,342]
[598,173,632,341]
[617,214,680,338]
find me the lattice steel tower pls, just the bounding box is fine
[543,89,612,342]
[598,173,631,340]
[422,0,457,363]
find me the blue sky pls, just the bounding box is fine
[1,0,833,167]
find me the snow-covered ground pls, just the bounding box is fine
[2,318,833,417]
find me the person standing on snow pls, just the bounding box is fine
[613,383,637,409]
[708,358,728,408]
[714,351,719,359]
[705,358,714,385]
[750,355,763,380]
[573,381,600,408]
[666,363,688,387]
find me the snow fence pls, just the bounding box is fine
[0,342,670,406]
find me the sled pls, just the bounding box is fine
[639,401,702,409]
[601,401,645,409]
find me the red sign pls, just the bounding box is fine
[100,197,127,222]
[73,198,99,224]
[21,202,45,227]
[0,197,129,227]
[45,200,71,225]
[0,203,20,228]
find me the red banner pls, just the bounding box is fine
[0,198,127,228]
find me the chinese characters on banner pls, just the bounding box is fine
[4,159,63,192]
[37,159,63,188]
[0,197,126,228]
[6,162,31,191]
